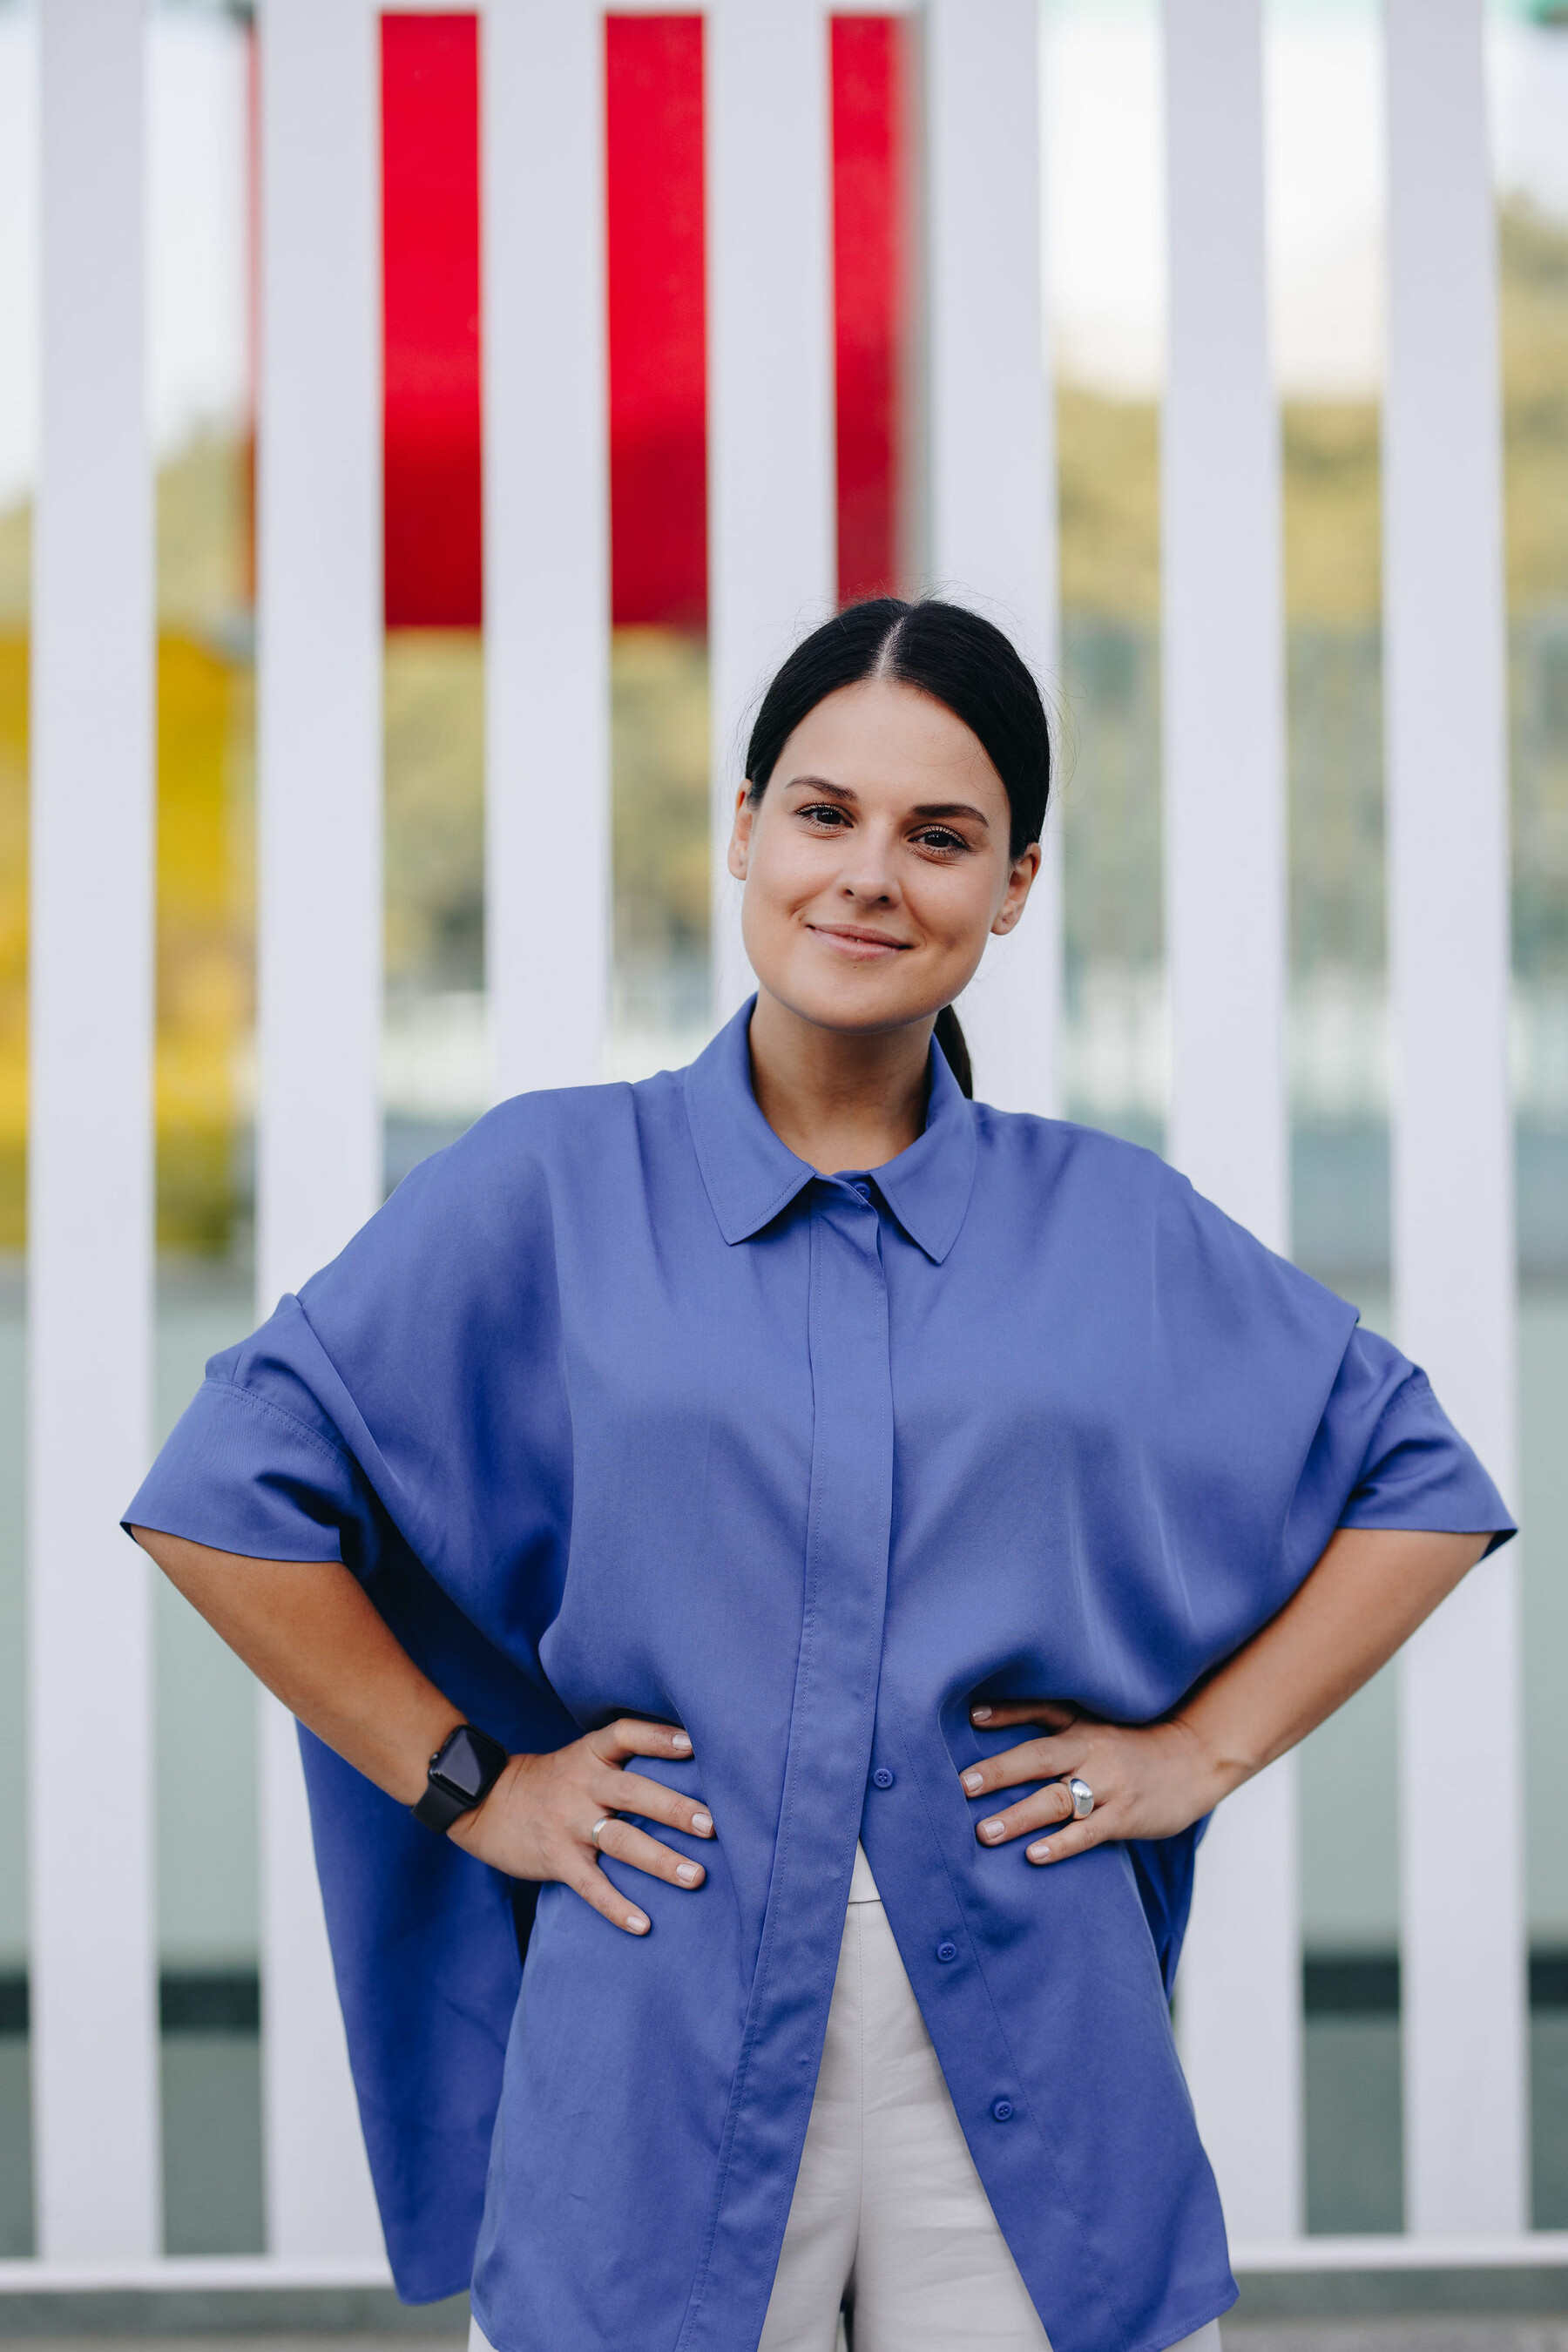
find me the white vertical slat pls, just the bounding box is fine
[707,0,836,1023]
[924,0,1060,1118]
[28,0,159,2260]
[1161,0,1299,2244]
[483,0,609,1099]
[1383,0,1525,2239]
[254,0,384,2260]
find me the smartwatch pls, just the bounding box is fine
[413,1723,510,1834]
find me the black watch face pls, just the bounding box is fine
[433,1727,489,1802]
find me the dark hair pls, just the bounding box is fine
[744,598,1051,1100]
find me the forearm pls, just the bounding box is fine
[959,1524,1494,1862]
[131,1526,461,1806]
[1174,1524,1490,1800]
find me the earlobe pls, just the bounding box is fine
[992,847,1042,935]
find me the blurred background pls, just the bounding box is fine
[0,0,1565,2310]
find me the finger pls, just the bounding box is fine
[591,1717,693,1764]
[970,1700,1078,1733]
[565,1860,652,1935]
[973,1781,1079,1848]
[603,1767,714,1840]
[1024,1814,1109,1866]
[959,1733,1089,1799]
[592,1816,707,1889]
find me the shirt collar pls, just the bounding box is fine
[682,999,977,1264]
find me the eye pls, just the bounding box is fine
[912,826,970,855]
[797,801,852,828]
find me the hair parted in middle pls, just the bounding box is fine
[740,598,1052,1098]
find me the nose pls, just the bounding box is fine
[834,821,901,907]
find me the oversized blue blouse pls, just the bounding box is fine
[125,1004,1512,2352]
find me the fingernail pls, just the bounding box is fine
[962,1768,984,1793]
[1029,1842,1051,1862]
[972,1706,992,1722]
[981,1818,1005,1841]
[627,1910,650,1932]
[692,1809,713,1835]
[671,1732,692,1754]
[676,1862,701,1885]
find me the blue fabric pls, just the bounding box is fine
[125,1004,1513,2352]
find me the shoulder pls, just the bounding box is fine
[389,1067,683,1208]
[970,1102,1186,1212]
[300,1068,686,1312]
[971,1102,1353,1328]
[448,1065,679,1161]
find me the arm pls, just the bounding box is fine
[954,1525,1489,1862]
[131,1527,714,1932]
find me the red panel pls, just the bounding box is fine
[832,17,905,606]
[374,14,902,636]
[605,17,708,632]
[382,14,483,629]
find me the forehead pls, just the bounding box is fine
[771,679,1008,818]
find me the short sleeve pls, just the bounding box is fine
[1288,1321,1515,1564]
[123,1307,387,1571]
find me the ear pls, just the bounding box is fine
[728,783,754,882]
[990,841,1043,937]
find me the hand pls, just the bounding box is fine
[957,1699,1233,1867]
[449,1717,713,1935]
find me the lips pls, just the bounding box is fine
[808,923,912,956]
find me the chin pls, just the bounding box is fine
[760,965,944,1039]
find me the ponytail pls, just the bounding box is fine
[933,1005,973,1098]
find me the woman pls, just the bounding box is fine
[127,598,1510,2352]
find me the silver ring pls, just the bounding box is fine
[1068,1777,1095,1821]
[591,1816,614,1846]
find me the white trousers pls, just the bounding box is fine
[469,1847,1225,2352]
[757,1848,1225,2352]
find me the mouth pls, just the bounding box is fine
[806,923,913,961]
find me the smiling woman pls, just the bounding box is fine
[733,598,1047,1150]
[124,598,1510,2352]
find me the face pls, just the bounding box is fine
[728,678,1040,1037]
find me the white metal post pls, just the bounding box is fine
[1161,0,1300,2244]
[924,0,1060,1116]
[254,0,385,2260]
[29,0,160,2261]
[1383,0,1525,2239]
[706,0,836,1023]
[483,0,610,1099]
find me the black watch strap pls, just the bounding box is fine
[413,1723,510,1835]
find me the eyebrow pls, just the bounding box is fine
[781,774,991,828]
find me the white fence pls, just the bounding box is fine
[10,0,1545,2292]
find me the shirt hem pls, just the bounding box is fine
[1133,2278,1240,2352]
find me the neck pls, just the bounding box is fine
[747,989,934,1173]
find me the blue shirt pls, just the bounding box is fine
[125,1005,1512,2352]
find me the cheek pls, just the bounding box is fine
[744,828,835,916]
[909,862,1005,950]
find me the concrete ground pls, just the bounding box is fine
[1224,2333,1568,2351]
[6,2310,1568,2351]
[2,2328,1568,2351]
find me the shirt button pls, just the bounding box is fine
[872,1767,895,1789]
[936,1941,958,1963]
[991,2098,1015,2122]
